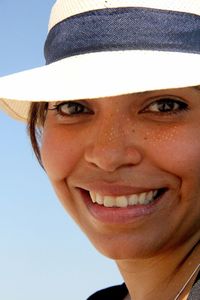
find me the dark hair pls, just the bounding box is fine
[27,102,48,167]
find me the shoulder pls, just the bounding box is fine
[87,283,128,300]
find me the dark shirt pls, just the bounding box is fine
[87,272,200,300]
[87,283,128,300]
[188,272,200,300]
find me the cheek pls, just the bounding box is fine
[145,125,200,182]
[41,127,83,180]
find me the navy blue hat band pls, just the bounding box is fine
[44,7,200,65]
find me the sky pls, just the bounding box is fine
[0,1,122,299]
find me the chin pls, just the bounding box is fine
[84,231,166,260]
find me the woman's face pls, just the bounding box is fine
[41,87,200,259]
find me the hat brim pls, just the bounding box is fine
[0,50,200,122]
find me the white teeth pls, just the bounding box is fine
[96,193,104,205]
[147,191,153,201]
[104,196,116,207]
[89,189,161,208]
[143,191,154,205]
[116,196,128,208]
[153,190,158,198]
[138,192,146,204]
[129,194,138,205]
[90,191,96,203]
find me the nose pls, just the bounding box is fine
[84,116,143,172]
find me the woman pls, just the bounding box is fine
[0,0,200,299]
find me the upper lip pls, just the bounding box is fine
[77,183,165,197]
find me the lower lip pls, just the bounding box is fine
[79,189,167,224]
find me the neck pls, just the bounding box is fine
[116,239,200,300]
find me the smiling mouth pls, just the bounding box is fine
[88,188,167,208]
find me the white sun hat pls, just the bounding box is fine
[0,0,200,121]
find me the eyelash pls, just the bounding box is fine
[49,101,92,116]
[141,98,189,115]
[49,98,189,118]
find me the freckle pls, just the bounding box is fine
[149,126,179,144]
[105,127,118,141]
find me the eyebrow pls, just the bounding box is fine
[193,85,200,91]
[134,90,153,96]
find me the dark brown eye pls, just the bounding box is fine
[51,101,91,116]
[143,98,188,114]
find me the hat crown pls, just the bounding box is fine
[49,0,200,31]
